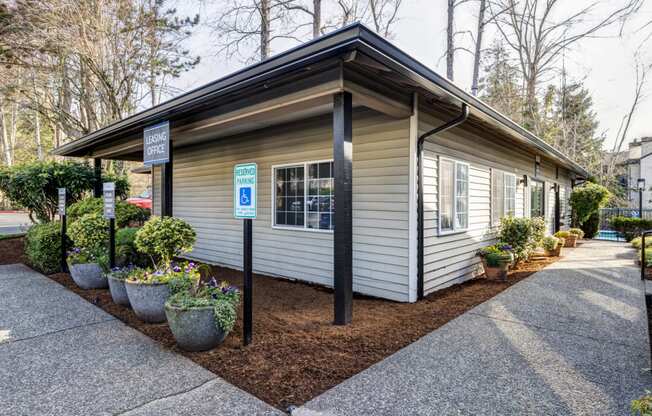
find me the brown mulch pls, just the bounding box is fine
[0,237,28,265]
[4,235,557,410]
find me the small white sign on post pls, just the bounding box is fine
[57,188,66,216]
[234,163,257,219]
[103,182,116,219]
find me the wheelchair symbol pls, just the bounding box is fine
[240,187,252,206]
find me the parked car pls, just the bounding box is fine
[126,189,152,210]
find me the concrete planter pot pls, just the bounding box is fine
[107,275,130,307]
[564,235,578,248]
[165,304,227,352]
[545,245,563,257]
[125,281,170,323]
[481,255,512,281]
[68,263,107,289]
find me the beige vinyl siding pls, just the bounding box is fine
[419,110,575,294]
[159,109,411,301]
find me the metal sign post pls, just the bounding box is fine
[58,188,67,272]
[234,163,257,346]
[103,182,116,269]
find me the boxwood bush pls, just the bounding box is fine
[68,213,109,252]
[115,227,148,267]
[135,216,196,267]
[25,221,68,274]
[67,197,150,228]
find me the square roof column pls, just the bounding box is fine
[333,91,353,325]
[160,145,173,217]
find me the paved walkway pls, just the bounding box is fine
[297,240,652,415]
[0,264,281,416]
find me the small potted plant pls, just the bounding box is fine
[67,247,108,289]
[125,262,199,323]
[124,216,197,323]
[165,278,240,351]
[569,228,585,243]
[106,265,135,306]
[478,243,514,281]
[554,230,576,247]
[542,236,562,257]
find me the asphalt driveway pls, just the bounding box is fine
[0,264,281,416]
[297,240,652,415]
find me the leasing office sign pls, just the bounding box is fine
[143,121,170,165]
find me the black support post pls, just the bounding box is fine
[243,219,253,345]
[60,213,67,273]
[554,184,561,233]
[109,218,116,269]
[333,91,353,325]
[94,158,102,198]
[161,146,173,217]
[640,189,643,219]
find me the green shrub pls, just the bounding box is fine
[568,228,584,238]
[68,198,149,228]
[68,213,109,252]
[632,391,652,416]
[135,216,196,267]
[541,236,560,251]
[570,183,610,225]
[115,227,148,267]
[631,237,652,249]
[609,217,652,242]
[0,161,130,223]
[579,211,600,239]
[25,222,67,274]
[554,230,571,238]
[499,216,545,261]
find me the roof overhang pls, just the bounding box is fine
[54,23,588,178]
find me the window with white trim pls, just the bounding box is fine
[491,170,517,225]
[439,158,469,233]
[273,161,334,231]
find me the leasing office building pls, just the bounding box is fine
[55,24,587,311]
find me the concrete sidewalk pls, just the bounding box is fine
[0,264,281,416]
[297,240,652,416]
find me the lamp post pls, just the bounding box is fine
[637,178,646,219]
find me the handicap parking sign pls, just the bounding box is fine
[234,163,257,219]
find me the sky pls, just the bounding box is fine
[170,0,652,153]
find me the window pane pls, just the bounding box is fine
[492,170,504,225]
[455,163,468,229]
[440,159,454,231]
[319,213,331,230]
[530,180,544,218]
[307,213,319,229]
[274,166,305,227]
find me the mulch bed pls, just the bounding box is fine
[4,236,557,410]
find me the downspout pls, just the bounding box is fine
[417,103,469,300]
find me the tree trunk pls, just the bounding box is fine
[34,109,43,160]
[471,0,486,96]
[260,0,270,60]
[0,105,13,166]
[446,0,455,81]
[313,0,321,38]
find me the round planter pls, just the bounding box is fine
[107,275,130,307]
[165,304,227,352]
[68,263,107,289]
[124,281,170,323]
[564,235,578,248]
[481,256,511,281]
